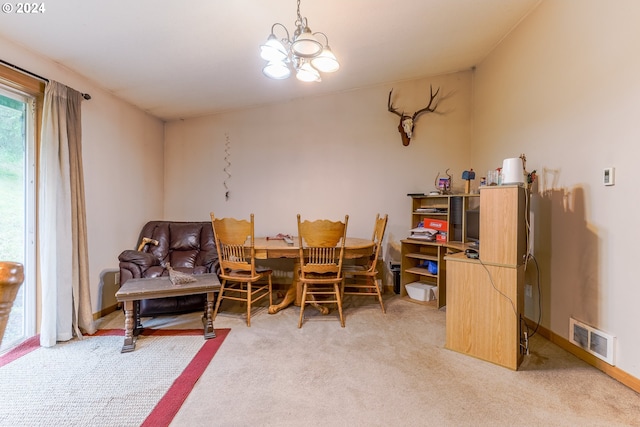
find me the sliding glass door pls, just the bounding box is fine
[0,86,36,353]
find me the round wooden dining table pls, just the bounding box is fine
[253,237,374,314]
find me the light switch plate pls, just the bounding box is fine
[603,167,615,186]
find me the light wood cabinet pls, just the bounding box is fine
[445,185,527,370]
[479,185,527,266]
[401,194,479,308]
[445,253,524,369]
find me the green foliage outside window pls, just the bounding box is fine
[0,93,25,261]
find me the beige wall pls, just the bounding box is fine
[473,0,640,377]
[0,37,165,316]
[164,71,473,260]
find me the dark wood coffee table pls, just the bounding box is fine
[115,273,220,353]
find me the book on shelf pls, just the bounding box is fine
[408,227,437,241]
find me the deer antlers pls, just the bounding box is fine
[388,85,441,146]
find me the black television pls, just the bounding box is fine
[465,209,480,247]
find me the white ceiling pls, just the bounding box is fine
[0,0,540,121]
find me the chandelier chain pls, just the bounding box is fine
[296,0,303,25]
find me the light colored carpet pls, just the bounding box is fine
[100,294,640,426]
[0,330,223,427]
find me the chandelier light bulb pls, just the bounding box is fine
[260,35,288,62]
[296,61,321,82]
[291,29,322,58]
[311,46,340,73]
[263,61,291,80]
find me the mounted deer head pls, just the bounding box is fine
[388,85,441,146]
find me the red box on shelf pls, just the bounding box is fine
[436,233,447,242]
[425,219,448,232]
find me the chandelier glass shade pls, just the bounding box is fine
[260,0,339,82]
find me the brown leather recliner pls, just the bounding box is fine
[118,221,219,316]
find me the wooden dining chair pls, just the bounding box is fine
[342,214,388,313]
[296,214,349,328]
[210,213,272,327]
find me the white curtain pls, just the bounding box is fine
[39,81,96,347]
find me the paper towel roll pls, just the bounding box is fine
[502,157,524,185]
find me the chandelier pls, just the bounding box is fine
[260,0,340,82]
